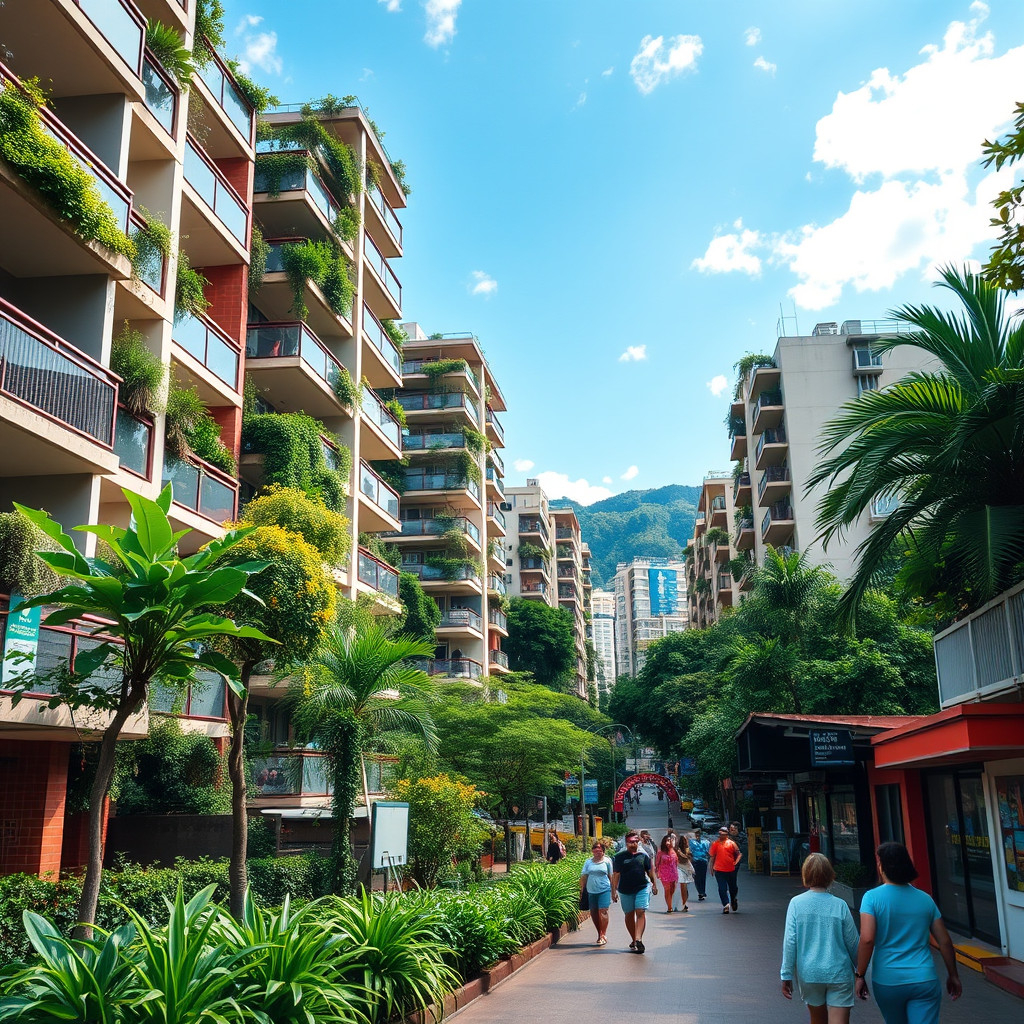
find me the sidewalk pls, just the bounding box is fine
[448,791,1021,1023]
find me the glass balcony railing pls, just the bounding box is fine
[388,517,480,545]
[519,517,549,541]
[521,581,548,595]
[520,557,548,572]
[359,460,399,519]
[128,209,165,295]
[362,387,401,447]
[402,359,480,394]
[363,232,401,307]
[141,54,176,135]
[79,0,145,77]
[555,527,575,540]
[395,390,479,423]
[245,321,343,392]
[488,607,508,631]
[403,431,466,453]
[162,455,238,523]
[490,648,509,669]
[402,563,480,584]
[356,548,399,598]
[486,407,504,442]
[366,185,403,245]
[487,502,506,528]
[757,465,791,500]
[489,449,505,475]
[0,296,118,446]
[254,158,341,225]
[194,47,254,142]
[361,303,402,377]
[437,607,483,631]
[402,471,480,500]
[410,657,482,680]
[488,574,507,596]
[175,312,240,390]
[114,406,152,477]
[184,137,248,244]
[250,751,330,797]
[486,466,504,495]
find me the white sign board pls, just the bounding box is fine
[370,801,410,870]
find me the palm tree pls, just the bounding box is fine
[292,623,437,893]
[809,265,1024,623]
[747,546,830,648]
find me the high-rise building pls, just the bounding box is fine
[727,319,940,582]
[386,322,509,680]
[590,588,617,696]
[687,471,740,629]
[612,557,688,678]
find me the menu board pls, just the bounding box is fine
[768,831,790,875]
[995,775,1024,892]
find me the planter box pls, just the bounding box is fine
[832,882,869,912]
[480,959,513,992]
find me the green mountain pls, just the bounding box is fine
[552,484,702,587]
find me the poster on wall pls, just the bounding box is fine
[648,568,678,616]
[994,776,1024,892]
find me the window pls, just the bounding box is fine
[875,784,905,844]
[871,494,900,518]
[856,374,879,397]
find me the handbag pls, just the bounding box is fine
[579,888,590,911]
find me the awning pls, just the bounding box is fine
[871,703,1024,769]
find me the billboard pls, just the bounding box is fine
[648,568,678,616]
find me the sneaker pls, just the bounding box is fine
[634,940,645,954]
[698,894,706,901]
[731,899,738,912]
[722,907,730,914]
[597,937,607,946]
[629,941,637,950]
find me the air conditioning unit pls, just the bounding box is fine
[499,501,512,512]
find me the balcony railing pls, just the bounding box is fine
[753,390,783,420]
[403,470,480,499]
[519,517,549,541]
[249,751,330,797]
[359,460,399,519]
[403,431,466,453]
[194,45,254,142]
[555,527,575,541]
[367,185,403,245]
[114,406,152,477]
[362,387,402,446]
[175,312,240,390]
[411,657,482,680]
[162,455,238,523]
[488,607,507,631]
[488,574,507,596]
[490,648,509,668]
[710,496,726,512]
[487,502,506,528]
[402,359,480,394]
[761,502,794,536]
[402,563,480,584]
[520,557,548,572]
[489,449,504,475]
[438,607,483,631]
[363,232,401,307]
[757,465,791,500]
[184,136,248,244]
[0,296,118,446]
[389,517,480,545]
[486,407,504,442]
[733,472,751,501]
[486,466,504,495]
[735,517,754,536]
[356,548,399,599]
[717,572,732,591]
[396,390,479,423]
[254,157,341,225]
[755,426,788,462]
[128,209,166,295]
[361,303,402,377]
[521,581,548,595]
[245,321,344,393]
[558,584,577,600]
[141,52,177,136]
[76,0,145,77]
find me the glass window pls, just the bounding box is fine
[828,784,860,863]
[875,783,905,844]
[995,775,1024,894]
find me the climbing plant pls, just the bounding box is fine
[164,380,235,473]
[247,223,269,297]
[174,249,210,321]
[382,319,406,348]
[278,239,354,320]
[332,365,360,408]
[129,206,172,289]
[110,323,166,416]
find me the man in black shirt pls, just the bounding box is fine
[611,830,658,953]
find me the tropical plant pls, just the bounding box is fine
[704,527,730,546]
[241,485,350,567]
[145,21,194,87]
[505,864,580,932]
[808,265,1024,623]
[224,59,277,114]
[982,99,1024,290]
[111,325,167,417]
[292,625,436,893]
[174,249,210,320]
[731,352,775,399]
[7,489,274,934]
[0,511,62,597]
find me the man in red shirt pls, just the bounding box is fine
[709,825,743,914]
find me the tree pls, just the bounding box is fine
[10,487,272,935]
[809,266,1024,624]
[982,100,1024,290]
[292,624,436,893]
[504,598,576,690]
[398,572,441,641]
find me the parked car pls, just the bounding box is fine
[700,814,723,832]
[689,806,707,826]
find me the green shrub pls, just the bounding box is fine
[0,511,62,597]
[129,206,172,290]
[332,365,360,407]
[241,485,349,566]
[504,864,579,932]
[164,381,235,472]
[248,222,269,296]
[279,239,354,320]
[602,821,629,839]
[174,249,210,320]
[110,322,166,416]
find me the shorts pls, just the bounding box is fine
[588,890,611,909]
[619,887,651,913]
[797,979,855,1008]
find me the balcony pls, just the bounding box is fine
[754,427,789,470]
[402,563,481,594]
[363,231,401,318]
[486,407,504,445]
[489,449,505,475]
[403,431,466,454]
[489,648,509,671]
[396,390,479,425]
[519,517,550,543]
[403,470,480,501]
[486,465,505,499]
[558,584,577,601]
[717,571,733,592]
[261,240,353,341]
[356,548,400,601]
[245,321,350,418]
[751,389,784,434]
[113,406,153,479]
[162,454,238,526]
[694,511,707,535]
[746,363,781,402]
[365,184,403,257]
[486,502,507,530]
[734,517,755,551]
[488,606,508,633]
[730,425,748,461]
[709,495,727,527]
[0,296,119,475]
[388,517,481,548]
[173,312,241,398]
[402,359,480,396]
[757,465,792,504]
[140,52,178,141]
[733,472,751,505]
[361,304,402,387]
[124,209,166,305]
[181,136,249,263]
[555,527,577,542]
[761,502,795,545]
[487,574,507,596]
[436,607,483,634]
[193,46,255,154]
[254,157,344,240]
[520,581,548,598]
[358,460,400,532]
[249,750,330,799]
[411,657,482,680]
[361,387,403,459]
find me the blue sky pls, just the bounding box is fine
[227,0,1024,503]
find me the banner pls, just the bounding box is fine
[648,568,678,616]
[2,591,41,686]
[809,729,855,766]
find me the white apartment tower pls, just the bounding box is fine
[613,557,688,678]
[590,588,617,696]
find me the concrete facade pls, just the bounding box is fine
[590,588,617,695]
[612,557,688,678]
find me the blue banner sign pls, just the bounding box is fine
[648,568,678,616]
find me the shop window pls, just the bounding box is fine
[829,784,860,862]
[875,783,905,844]
[995,775,1024,893]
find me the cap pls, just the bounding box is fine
[718,827,728,834]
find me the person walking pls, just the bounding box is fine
[690,826,711,901]
[709,825,743,913]
[855,842,962,1023]
[611,830,658,953]
[655,835,679,913]
[546,829,565,864]
[580,841,614,946]
[675,832,694,911]
[639,830,657,862]
[780,853,859,1024]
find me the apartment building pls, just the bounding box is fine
[613,557,688,678]
[382,322,509,681]
[504,483,588,697]
[727,320,939,582]
[590,588,617,697]
[687,471,741,629]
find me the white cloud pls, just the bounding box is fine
[236,30,283,75]
[630,34,703,95]
[618,344,647,362]
[745,27,761,47]
[535,472,613,505]
[424,0,461,48]
[378,0,401,11]
[236,14,262,32]
[573,91,587,110]
[692,222,763,275]
[754,56,777,75]
[513,458,535,472]
[706,374,729,397]
[621,465,639,481]
[469,270,497,296]
[602,476,613,484]
[602,67,614,77]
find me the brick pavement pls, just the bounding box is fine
[448,791,1020,1024]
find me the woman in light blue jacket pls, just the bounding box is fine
[781,853,858,1024]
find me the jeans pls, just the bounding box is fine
[715,869,738,906]
[872,980,942,1024]
[692,859,708,897]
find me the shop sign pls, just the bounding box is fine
[809,729,855,766]
[776,778,792,792]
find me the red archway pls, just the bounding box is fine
[613,773,679,812]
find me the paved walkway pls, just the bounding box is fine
[452,791,1020,1024]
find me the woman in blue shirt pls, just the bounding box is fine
[855,843,962,1024]
[580,842,614,946]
